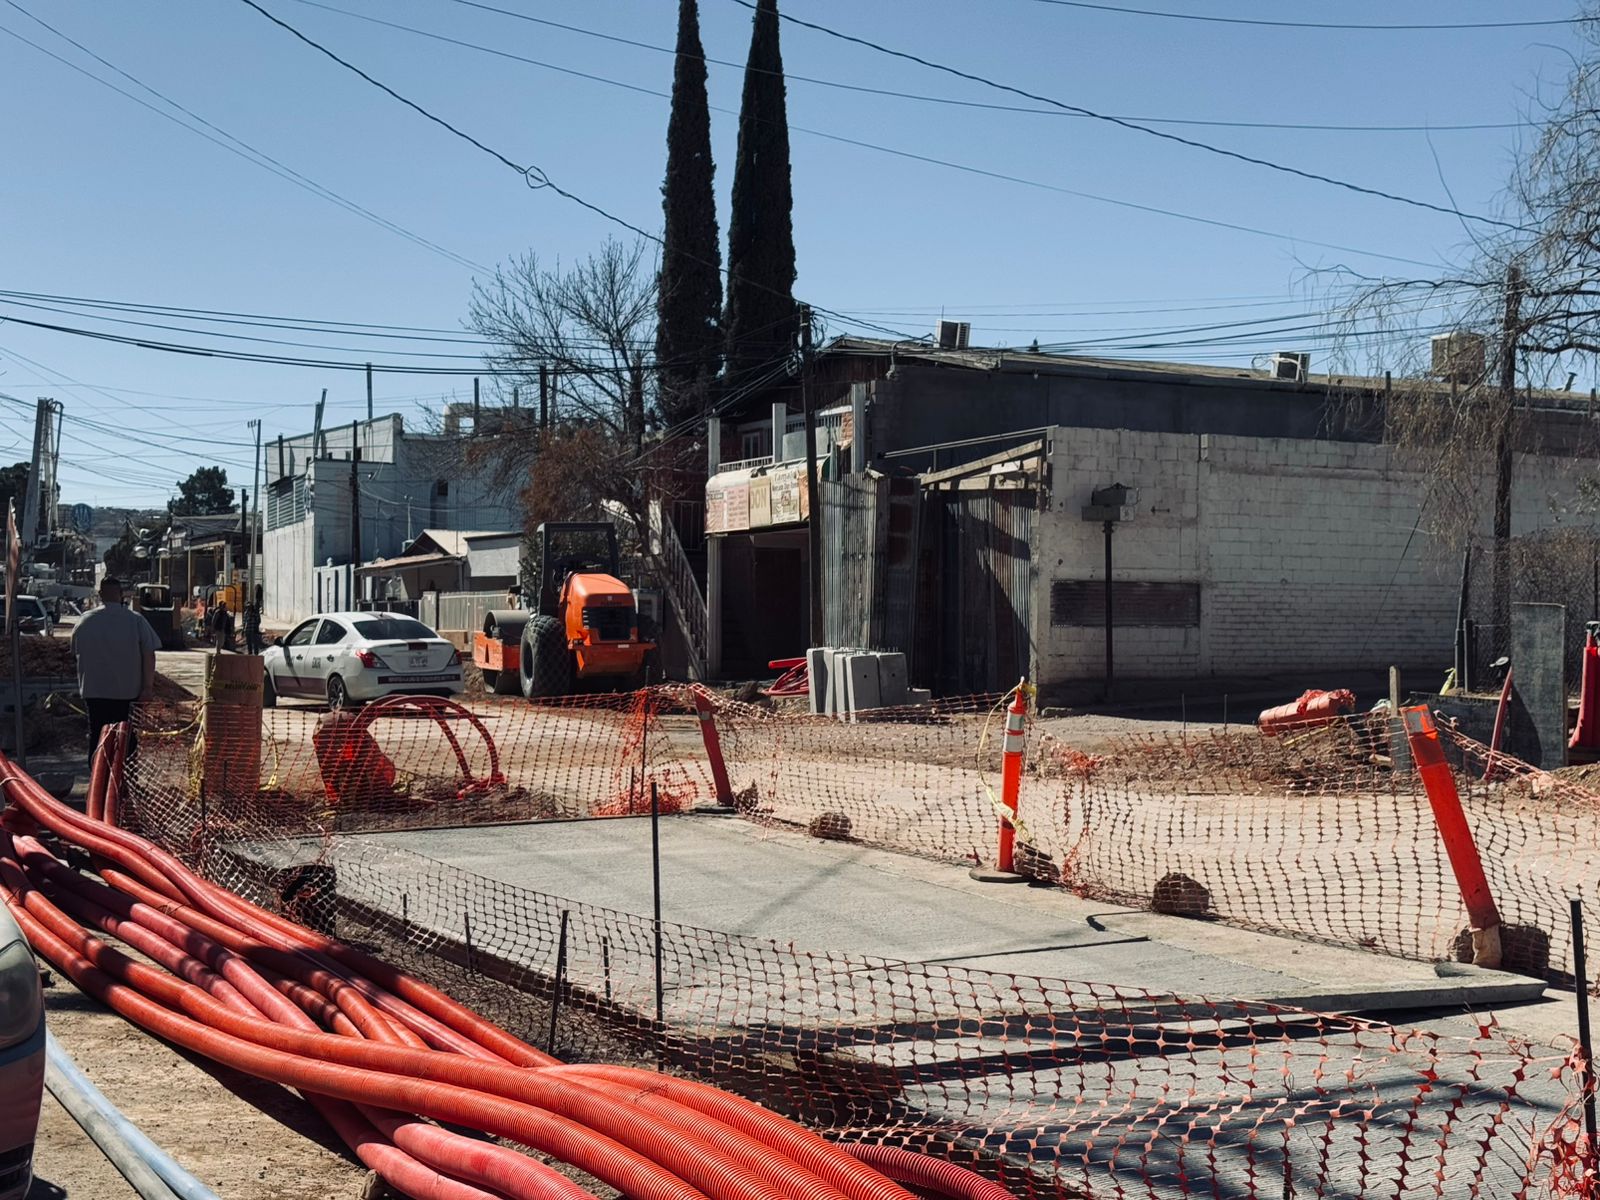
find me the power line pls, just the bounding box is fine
[1027,1,1584,31]
[231,0,915,346]
[727,0,1528,232]
[430,0,1521,133]
[298,0,1446,269]
[0,1,486,273]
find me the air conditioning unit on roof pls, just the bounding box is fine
[935,319,971,350]
[1431,332,1486,383]
[1272,351,1310,382]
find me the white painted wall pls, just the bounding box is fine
[262,414,517,625]
[1033,428,1595,686]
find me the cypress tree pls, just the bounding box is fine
[723,0,798,384]
[656,0,722,426]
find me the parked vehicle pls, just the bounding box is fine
[0,904,44,1200]
[0,597,52,637]
[262,612,464,709]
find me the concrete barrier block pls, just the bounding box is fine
[875,652,909,706]
[831,648,854,717]
[806,647,832,715]
[844,653,882,715]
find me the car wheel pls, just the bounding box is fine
[262,671,277,708]
[520,614,572,698]
[327,674,351,710]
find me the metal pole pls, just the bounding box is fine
[248,418,261,607]
[800,308,823,646]
[349,421,361,608]
[9,612,22,769]
[651,779,664,1042]
[1454,544,1472,692]
[365,362,373,425]
[1574,898,1599,1155]
[547,909,569,1053]
[1103,519,1114,703]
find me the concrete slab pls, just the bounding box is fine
[830,649,853,717]
[805,648,831,715]
[1512,602,1567,770]
[357,814,1530,1009]
[842,654,881,715]
[875,653,909,707]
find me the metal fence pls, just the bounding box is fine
[432,589,505,633]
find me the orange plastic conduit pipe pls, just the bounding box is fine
[87,864,425,1049]
[7,742,947,1200]
[5,760,528,1063]
[24,853,610,1200]
[0,888,702,1200]
[11,843,601,1200]
[318,1101,510,1200]
[0,852,515,1200]
[842,1145,1016,1200]
[4,860,918,1200]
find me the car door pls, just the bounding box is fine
[307,618,348,694]
[277,620,322,696]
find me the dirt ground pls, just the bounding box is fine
[29,983,365,1200]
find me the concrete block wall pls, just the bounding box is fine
[1034,427,1593,687]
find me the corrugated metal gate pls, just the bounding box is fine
[928,487,1035,695]
[820,476,923,661]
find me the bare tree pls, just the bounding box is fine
[469,237,655,450]
[1327,12,1600,650]
[465,238,703,550]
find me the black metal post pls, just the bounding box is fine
[1103,519,1114,702]
[601,935,612,1004]
[651,779,665,1043]
[464,911,475,974]
[1573,898,1599,1155]
[801,308,823,646]
[401,892,409,928]
[547,909,569,1053]
[1455,545,1473,692]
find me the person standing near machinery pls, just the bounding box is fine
[241,586,264,657]
[69,576,158,764]
[209,600,234,653]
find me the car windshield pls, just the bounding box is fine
[353,617,436,641]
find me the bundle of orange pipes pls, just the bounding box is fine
[0,727,1011,1200]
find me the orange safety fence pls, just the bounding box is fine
[155,687,1600,993]
[112,695,1597,1198]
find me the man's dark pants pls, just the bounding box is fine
[85,697,136,769]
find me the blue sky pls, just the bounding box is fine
[0,0,1585,507]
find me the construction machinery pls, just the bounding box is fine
[474,522,655,698]
[131,583,185,650]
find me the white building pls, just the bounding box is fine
[261,413,517,625]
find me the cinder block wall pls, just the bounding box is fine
[1033,428,1588,685]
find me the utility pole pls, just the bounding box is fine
[365,362,374,425]
[239,487,249,597]
[539,364,550,436]
[1492,263,1523,658]
[247,418,261,605]
[800,306,823,646]
[349,420,362,610]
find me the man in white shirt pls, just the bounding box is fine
[70,576,159,765]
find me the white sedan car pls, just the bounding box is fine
[0,904,44,1200]
[262,612,465,709]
